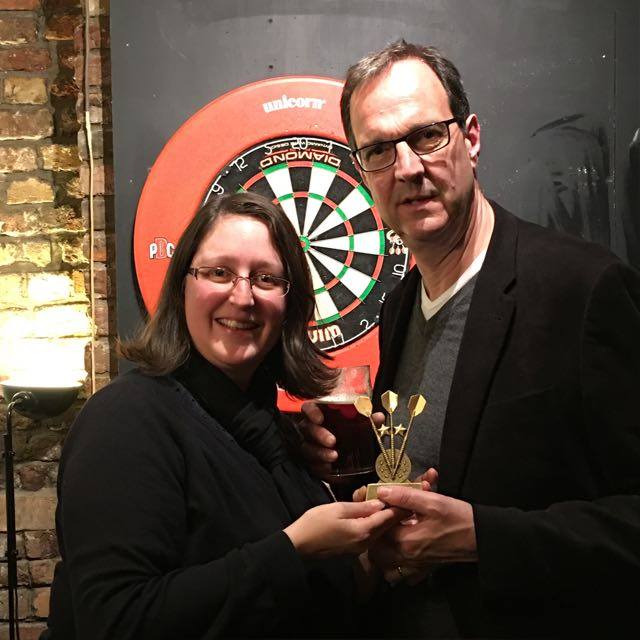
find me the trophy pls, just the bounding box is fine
[354,391,427,500]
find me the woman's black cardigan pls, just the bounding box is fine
[44,354,357,639]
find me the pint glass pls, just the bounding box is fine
[317,366,376,493]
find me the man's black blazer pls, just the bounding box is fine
[373,202,640,637]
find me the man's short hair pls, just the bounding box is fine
[340,39,471,149]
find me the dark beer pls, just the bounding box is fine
[319,398,376,477]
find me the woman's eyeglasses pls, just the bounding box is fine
[187,266,290,297]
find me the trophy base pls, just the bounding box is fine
[366,482,422,500]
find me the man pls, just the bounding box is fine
[302,41,640,637]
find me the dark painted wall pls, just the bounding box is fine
[111,0,640,340]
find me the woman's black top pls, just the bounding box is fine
[43,353,357,639]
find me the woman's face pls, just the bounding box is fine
[184,214,287,389]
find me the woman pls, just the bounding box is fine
[44,193,395,639]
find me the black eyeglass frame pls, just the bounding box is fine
[187,267,291,296]
[352,117,459,173]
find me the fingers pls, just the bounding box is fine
[359,507,409,546]
[371,411,385,427]
[346,508,399,554]
[363,506,400,531]
[414,467,439,488]
[298,421,337,478]
[385,505,412,522]
[300,439,336,464]
[302,423,336,448]
[334,499,385,518]
[300,401,324,425]
[352,485,367,502]
[333,500,398,532]
[326,500,394,554]
[376,485,433,513]
[423,467,439,486]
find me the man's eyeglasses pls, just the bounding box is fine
[353,118,458,172]
[187,266,290,297]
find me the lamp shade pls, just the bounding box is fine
[1,381,82,419]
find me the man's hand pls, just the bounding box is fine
[352,466,439,502]
[415,467,439,490]
[369,486,478,571]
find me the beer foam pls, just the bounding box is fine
[317,393,363,405]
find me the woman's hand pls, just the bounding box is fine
[284,500,398,558]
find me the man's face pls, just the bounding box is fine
[350,58,480,250]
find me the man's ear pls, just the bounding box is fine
[464,114,481,168]
[351,153,370,189]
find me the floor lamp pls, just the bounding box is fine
[2,381,81,640]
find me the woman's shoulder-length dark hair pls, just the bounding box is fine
[119,191,336,399]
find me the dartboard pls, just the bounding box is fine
[203,135,408,351]
[133,76,410,405]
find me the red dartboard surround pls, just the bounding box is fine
[133,76,410,410]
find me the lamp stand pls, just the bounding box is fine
[4,391,32,640]
[2,382,81,640]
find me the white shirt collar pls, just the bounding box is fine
[420,250,487,321]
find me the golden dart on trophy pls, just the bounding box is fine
[353,391,427,500]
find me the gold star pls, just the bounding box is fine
[393,424,406,436]
[377,424,390,437]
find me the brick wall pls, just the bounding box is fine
[0,1,113,637]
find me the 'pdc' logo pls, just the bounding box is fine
[149,237,175,260]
